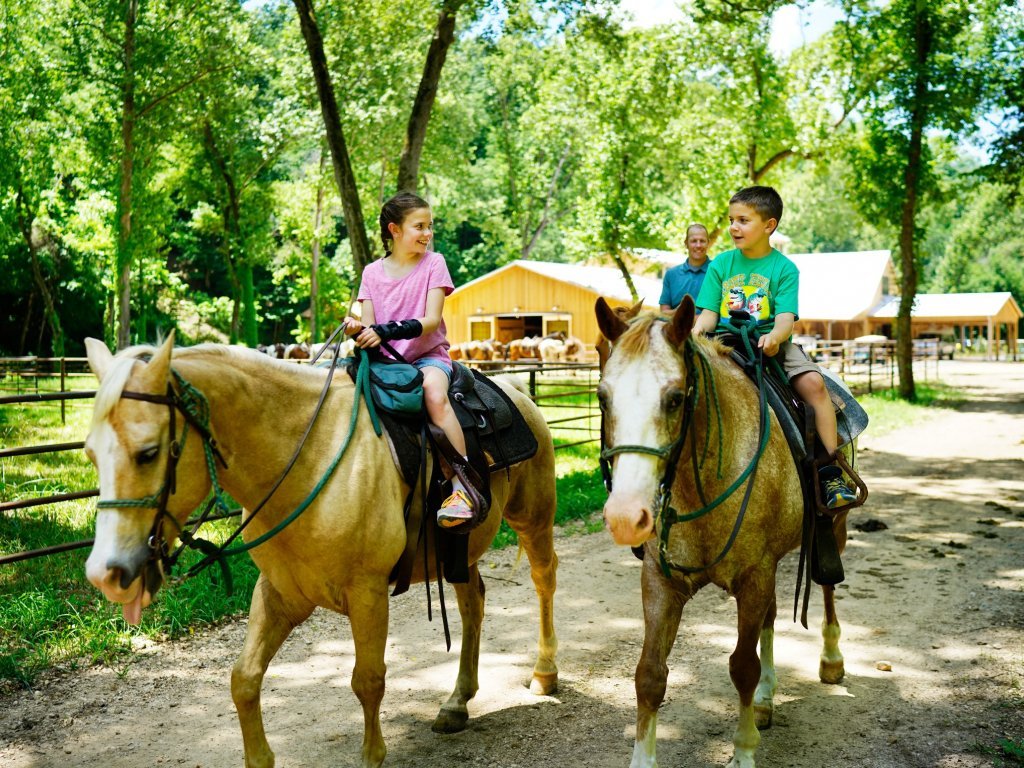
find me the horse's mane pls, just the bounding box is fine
[617,313,732,360]
[92,343,336,425]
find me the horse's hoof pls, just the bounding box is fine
[431,707,469,734]
[754,702,773,730]
[819,658,845,684]
[529,671,558,696]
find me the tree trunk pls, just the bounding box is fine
[608,152,639,302]
[896,1,932,401]
[15,185,64,356]
[115,0,139,350]
[293,0,373,279]
[240,261,257,346]
[310,145,326,341]
[521,144,572,259]
[396,1,462,193]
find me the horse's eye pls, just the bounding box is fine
[136,446,159,466]
[664,390,685,412]
[596,388,609,411]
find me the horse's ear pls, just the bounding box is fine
[665,296,695,348]
[135,332,176,392]
[595,297,629,343]
[85,338,113,382]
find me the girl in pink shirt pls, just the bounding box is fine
[344,192,475,528]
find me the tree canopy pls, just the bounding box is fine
[0,0,1020,372]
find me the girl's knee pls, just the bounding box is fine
[420,371,451,411]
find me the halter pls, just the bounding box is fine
[96,337,365,593]
[96,369,233,588]
[599,316,773,578]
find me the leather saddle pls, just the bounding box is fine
[721,337,869,592]
[357,361,538,594]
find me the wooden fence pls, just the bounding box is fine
[0,357,602,566]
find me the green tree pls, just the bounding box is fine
[841,0,997,399]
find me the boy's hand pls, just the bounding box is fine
[758,332,781,357]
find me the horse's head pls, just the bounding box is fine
[595,296,696,547]
[83,334,213,624]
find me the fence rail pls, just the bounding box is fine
[1,358,601,566]
[0,345,951,567]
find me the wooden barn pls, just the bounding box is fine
[445,252,1021,360]
[445,260,663,347]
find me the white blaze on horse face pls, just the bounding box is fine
[602,334,681,547]
[83,412,159,615]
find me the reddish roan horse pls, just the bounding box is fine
[595,297,848,768]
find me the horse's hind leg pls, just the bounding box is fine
[511,519,559,695]
[232,574,315,768]
[727,578,776,768]
[630,560,686,768]
[753,594,778,729]
[433,563,485,734]
[820,512,847,684]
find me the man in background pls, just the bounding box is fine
[659,223,710,313]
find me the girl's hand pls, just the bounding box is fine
[343,317,363,336]
[354,326,381,349]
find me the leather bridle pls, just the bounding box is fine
[599,320,772,577]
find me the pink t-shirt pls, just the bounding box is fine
[357,250,455,363]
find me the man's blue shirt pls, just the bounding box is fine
[659,260,709,310]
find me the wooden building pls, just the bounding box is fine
[445,260,662,347]
[445,252,1022,360]
[869,292,1022,360]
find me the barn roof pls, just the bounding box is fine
[870,291,1023,321]
[453,259,664,308]
[632,248,894,321]
[787,250,893,322]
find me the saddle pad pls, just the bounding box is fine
[820,367,869,447]
[376,372,538,486]
[728,351,868,464]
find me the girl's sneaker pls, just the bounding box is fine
[437,489,474,528]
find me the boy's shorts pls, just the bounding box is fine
[778,339,821,381]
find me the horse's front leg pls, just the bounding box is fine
[727,578,775,768]
[820,512,847,684]
[232,574,315,768]
[630,557,686,768]
[433,563,485,734]
[346,577,391,768]
[753,594,778,729]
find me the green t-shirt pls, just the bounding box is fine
[695,248,800,334]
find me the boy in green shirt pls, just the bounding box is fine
[693,186,856,509]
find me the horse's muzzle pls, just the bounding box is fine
[603,493,655,547]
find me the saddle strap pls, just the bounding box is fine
[427,423,491,532]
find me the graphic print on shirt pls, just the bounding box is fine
[720,273,773,321]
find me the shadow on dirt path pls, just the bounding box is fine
[1,361,1022,767]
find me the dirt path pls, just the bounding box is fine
[3,360,1023,768]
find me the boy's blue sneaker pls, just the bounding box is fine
[820,464,857,510]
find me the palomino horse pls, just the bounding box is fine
[83,335,559,768]
[595,297,848,768]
